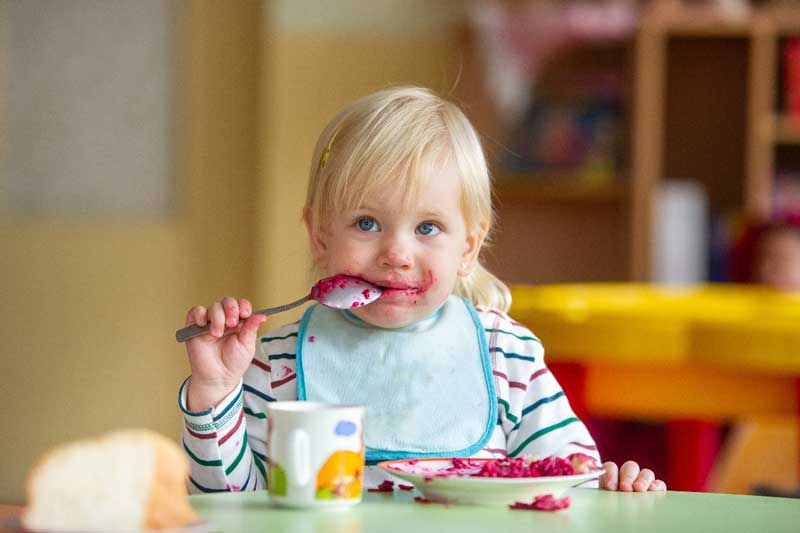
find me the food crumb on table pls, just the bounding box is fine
[367,480,395,492]
[509,494,571,511]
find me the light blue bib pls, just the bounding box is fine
[296,295,496,462]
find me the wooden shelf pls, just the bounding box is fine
[466,1,800,283]
[646,3,800,37]
[494,179,628,205]
[773,114,800,145]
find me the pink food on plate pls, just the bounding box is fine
[390,454,600,479]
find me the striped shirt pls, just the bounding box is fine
[179,306,599,493]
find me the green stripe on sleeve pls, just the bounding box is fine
[252,451,267,483]
[484,328,541,343]
[509,417,580,457]
[497,398,519,423]
[226,431,249,475]
[260,332,298,342]
[244,407,267,419]
[183,440,223,467]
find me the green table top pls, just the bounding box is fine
[190,488,800,533]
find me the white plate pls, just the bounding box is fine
[378,458,603,506]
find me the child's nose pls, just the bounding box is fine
[378,237,414,270]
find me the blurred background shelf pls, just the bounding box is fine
[462,0,800,284]
[772,114,800,144]
[494,179,629,204]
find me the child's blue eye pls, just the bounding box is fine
[356,217,380,232]
[417,222,440,236]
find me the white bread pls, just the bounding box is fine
[22,429,199,531]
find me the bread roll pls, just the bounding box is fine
[22,429,198,531]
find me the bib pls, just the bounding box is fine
[296,295,496,462]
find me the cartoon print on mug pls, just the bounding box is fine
[266,416,288,496]
[315,418,365,499]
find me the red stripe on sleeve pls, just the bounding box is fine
[218,409,245,446]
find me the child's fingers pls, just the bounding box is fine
[633,468,655,492]
[237,314,267,349]
[221,296,240,328]
[208,301,226,337]
[186,306,207,327]
[239,298,253,318]
[648,479,667,491]
[618,461,640,492]
[600,461,618,490]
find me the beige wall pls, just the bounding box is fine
[1,0,463,504]
[0,2,261,503]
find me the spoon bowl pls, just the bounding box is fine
[175,274,382,343]
[311,274,382,309]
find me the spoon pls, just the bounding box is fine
[175,274,382,343]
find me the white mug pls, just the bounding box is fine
[265,401,365,508]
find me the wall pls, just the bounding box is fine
[0,1,260,503]
[0,0,463,504]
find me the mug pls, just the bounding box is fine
[265,401,365,508]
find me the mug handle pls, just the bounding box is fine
[288,429,310,486]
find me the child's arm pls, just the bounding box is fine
[179,320,301,493]
[498,341,600,462]
[178,297,270,493]
[482,309,600,461]
[179,378,264,493]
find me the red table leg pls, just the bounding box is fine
[548,361,588,421]
[666,419,722,492]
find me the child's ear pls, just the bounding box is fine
[459,222,489,277]
[303,206,329,269]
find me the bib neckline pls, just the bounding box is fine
[341,305,444,332]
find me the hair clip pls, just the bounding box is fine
[318,129,339,172]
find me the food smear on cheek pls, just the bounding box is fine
[378,271,436,298]
[411,270,435,295]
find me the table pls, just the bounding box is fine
[190,489,799,533]
[509,284,800,492]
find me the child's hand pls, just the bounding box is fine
[599,461,666,492]
[184,297,267,411]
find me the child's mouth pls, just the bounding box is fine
[373,279,428,298]
[376,283,423,297]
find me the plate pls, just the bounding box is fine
[378,458,603,506]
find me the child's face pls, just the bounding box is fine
[308,160,485,328]
[756,228,800,292]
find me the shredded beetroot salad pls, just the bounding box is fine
[404,454,598,479]
[477,456,575,478]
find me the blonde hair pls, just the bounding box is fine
[305,86,511,312]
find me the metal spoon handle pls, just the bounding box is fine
[175,294,310,343]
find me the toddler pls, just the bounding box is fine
[755,220,800,291]
[731,214,800,292]
[179,86,665,493]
